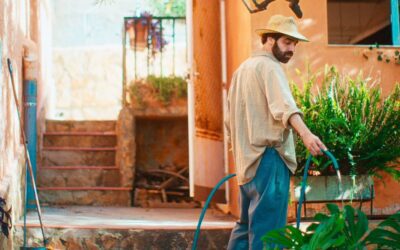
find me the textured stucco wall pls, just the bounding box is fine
[48,0,137,120]
[49,0,136,120]
[51,47,123,120]
[0,0,45,248]
[225,0,252,218]
[49,0,188,120]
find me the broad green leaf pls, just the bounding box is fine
[326,203,340,215]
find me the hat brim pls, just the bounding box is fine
[256,29,309,42]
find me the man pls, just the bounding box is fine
[225,15,327,249]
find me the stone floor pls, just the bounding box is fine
[13,206,386,249]
[14,206,236,249]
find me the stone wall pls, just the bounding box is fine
[14,227,231,249]
[116,107,136,188]
[133,115,190,207]
[136,116,188,172]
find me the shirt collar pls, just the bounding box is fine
[252,50,279,63]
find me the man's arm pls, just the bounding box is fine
[289,113,327,156]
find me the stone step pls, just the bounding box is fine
[37,167,121,187]
[45,120,116,133]
[40,165,117,170]
[15,228,231,249]
[43,146,116,151]
[43,132,117,148]
[38,188,132,206]
[42,150,116,166]
[14,207,234,249]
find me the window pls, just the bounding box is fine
[327,0,400,45]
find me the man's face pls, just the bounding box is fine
[272,35,298,63]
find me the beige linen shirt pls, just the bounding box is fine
[225,50,302,185]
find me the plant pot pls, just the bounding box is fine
[293,175,374,202]
[127,18,152,51]
[292,174,375,218]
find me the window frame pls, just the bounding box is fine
[391,0,400,45]
[326,0,400,46]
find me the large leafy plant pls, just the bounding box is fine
[262,203,400,250]
[291,66,400,180]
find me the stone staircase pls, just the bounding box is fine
[18,120,234,249]
[14,206,234,249]
[37,120,132,206]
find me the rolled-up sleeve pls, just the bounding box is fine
[262,66,303,128]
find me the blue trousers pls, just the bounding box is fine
[227,148,290,250]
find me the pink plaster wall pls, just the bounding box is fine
[225,0,252,218]
[0,0,27,248]
[0,0,44,248]
[250,1,400,94]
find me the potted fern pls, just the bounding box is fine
[291,66,400,206]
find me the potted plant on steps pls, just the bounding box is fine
[128,75,187,117]
[290,66,400,216]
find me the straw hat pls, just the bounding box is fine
[256,15,309,42]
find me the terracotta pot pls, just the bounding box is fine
[127,18,152,51]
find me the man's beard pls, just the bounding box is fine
[272,42,293,63]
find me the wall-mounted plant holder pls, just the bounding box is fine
[362,43,400,65]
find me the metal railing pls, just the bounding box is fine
[122,15,186,106]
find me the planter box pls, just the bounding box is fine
[129,80,187,118]
[293,175,374,201]
[292,175,374,217]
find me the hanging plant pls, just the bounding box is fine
[126,12,169,54]
[126,12,153,51]
[150,20,168,55]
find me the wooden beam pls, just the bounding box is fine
[349,20,391,44]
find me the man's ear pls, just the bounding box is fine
[266,36,275,46]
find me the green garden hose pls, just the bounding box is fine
[191,173,236,250]
[296,150,342,229]
[191,150,342,250]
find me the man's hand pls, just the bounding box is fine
[289,114,327,156]
[300,131,327,156]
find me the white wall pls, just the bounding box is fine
[49,0,187,120]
